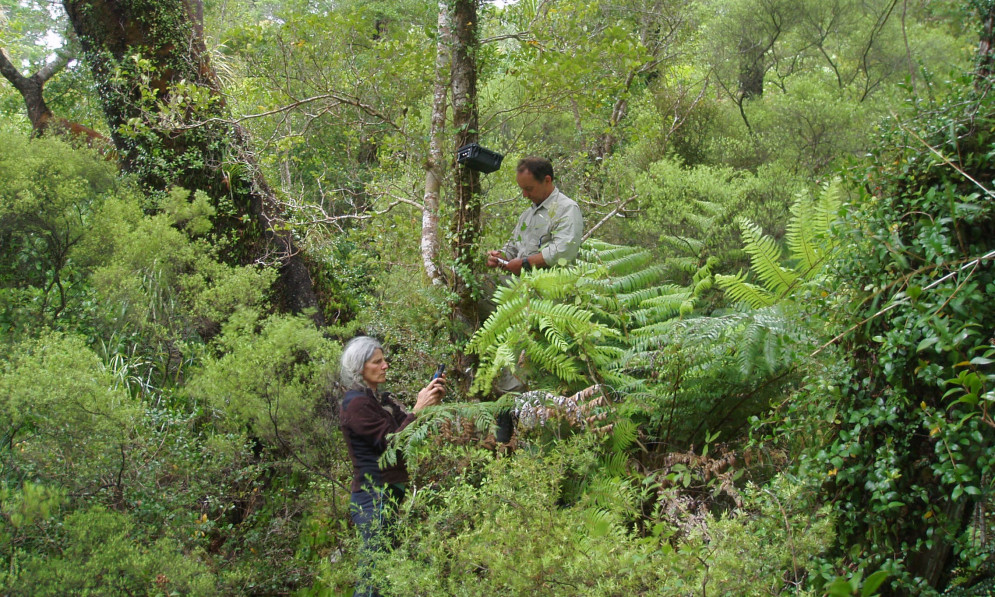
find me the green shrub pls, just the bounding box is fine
[186,311,343,469]
[0,332,138,493]
[788,75,995,593]
[4,504,216,596]
[0,131,118,339]
[312,433,834,596]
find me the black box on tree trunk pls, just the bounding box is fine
[456,143,504,173]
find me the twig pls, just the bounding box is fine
[890,109,995,199]
[582,193,638,241]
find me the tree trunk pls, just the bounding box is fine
[421,2,452,286]
[62,0,321,323]
[977,1,995,87]
[449,0,482,328]
[738,37,766,99]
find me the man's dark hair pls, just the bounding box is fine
[516,157,554,182]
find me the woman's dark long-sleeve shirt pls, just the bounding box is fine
[340,387,416,492]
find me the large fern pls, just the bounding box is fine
[621,181,843,446]
[467,240,713,397]
[467,205,836,449]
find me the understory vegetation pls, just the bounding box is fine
[2,0,994,595]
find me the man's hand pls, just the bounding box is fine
[486,250,507,268]
[505,258,524,275]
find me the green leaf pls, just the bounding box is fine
[861,570,889,596]
[827,577,854,597]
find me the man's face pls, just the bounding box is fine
[516,170,554,205]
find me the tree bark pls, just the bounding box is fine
[62,0,321,323]
[449,0,482,327]
[421,2,452,286]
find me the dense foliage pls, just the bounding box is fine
[2,0,993,595]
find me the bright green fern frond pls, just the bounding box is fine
[468,293,529,353]
[601,264,668,294]
[524,341,583,382]
[813,178,843,238]
[608,417,638,452]
[536,315,572,353]
[715,271,776,309]
[579,242,642,264]
[692,198,724,217]
[616,285,674,309]
[474,238,703,392]
[683,210,717,231]
[590,343,625,361]
[660,235,705,255]
[786,194,820,273]
[599,250,654,277]
[738,218,798,294]
[600,451,629,478]
[528,265,590,299]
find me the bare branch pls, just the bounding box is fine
[481,31,530,44]
[0,47,28,88]
[173,91,404,136]
[36,49,72,83]
[582,193,638,242]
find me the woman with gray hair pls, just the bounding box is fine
[339,336,444,597]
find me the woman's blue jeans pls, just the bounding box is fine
[350,484,404,597]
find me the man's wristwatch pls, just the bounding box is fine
[521,258,533,272]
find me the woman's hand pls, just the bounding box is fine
[413,375,446,413]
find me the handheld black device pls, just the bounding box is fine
[432,364,446,380]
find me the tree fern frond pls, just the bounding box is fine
[468,294,528,353]
[660,235,705,255]
[524,341,583,382]
[608,417,638,452]
[536,315,572,353]
[739,218,798,294]
[598,251,655,277]
[614,285,670,309]
[813,178,843,237]
[683,210,718,231]
[715,272,776,309]
[579,242,642,264]
[664,256,701,272]
[786,194,820,273]
[691,198,724,217]
[599,264,668,294]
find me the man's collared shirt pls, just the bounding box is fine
[502,187,584,266]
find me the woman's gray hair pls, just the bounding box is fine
[340,336,383,389]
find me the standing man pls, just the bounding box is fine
[487,157,584,275]
[483,157,583,443]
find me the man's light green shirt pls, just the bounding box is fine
[502,187,584,266]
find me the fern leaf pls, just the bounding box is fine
[738,218,798,295]
[786,195,820,273]
[715,271,776,308]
